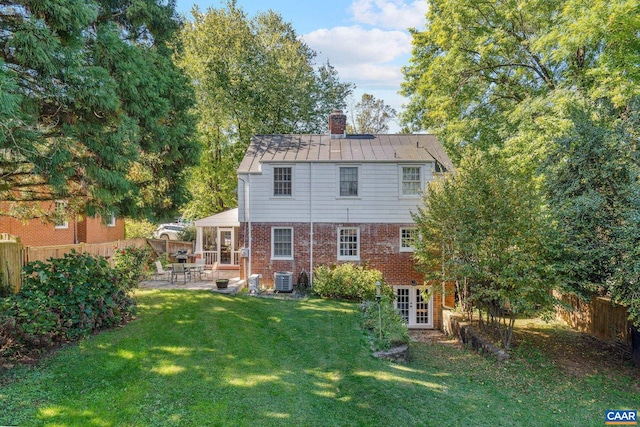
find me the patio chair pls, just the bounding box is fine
[154,261,171,281]
[194,258,208,281]
[171,263,190,284]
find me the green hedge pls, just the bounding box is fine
[312,263,394,301]
[0,251,137,355]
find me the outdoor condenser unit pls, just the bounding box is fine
[273,271,293,292]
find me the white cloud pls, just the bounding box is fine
[350,0,428,30]
[302,26,410,89]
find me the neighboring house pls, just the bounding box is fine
[0,201,124,247]
[236,110,455,329]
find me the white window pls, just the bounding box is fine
[401,166,422,196]
[338,227,359,260]
[273,167,292,197]
[400,228,418,252]
[54,200,68,229]
[107,213,116,227]
[339,166,358,197]
[272,227,293,260]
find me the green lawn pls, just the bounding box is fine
[1,290,637,426]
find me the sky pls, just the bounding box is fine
[173,0,429,132]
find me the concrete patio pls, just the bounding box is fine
[139,269,245,294]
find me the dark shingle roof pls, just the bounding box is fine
[238,134,454,173]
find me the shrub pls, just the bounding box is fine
[312,263,394,301]
[0,251,137,355]
[362,296,410,351]
[124,218,156,239]
[177,224,196,242]
[113,245,152,283]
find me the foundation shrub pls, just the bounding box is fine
[312,263,394,301]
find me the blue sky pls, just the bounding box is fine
[174,1,429,131]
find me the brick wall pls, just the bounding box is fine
[0,202,124,246]
[240,221,442,328]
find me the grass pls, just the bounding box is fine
[0,290,638,426]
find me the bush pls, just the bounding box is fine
[177,224,196,242]
[124,218,156,239]
[312,263,394,301]
[362,296,410,351]
[0,251,137,355]
[113,245,152,283]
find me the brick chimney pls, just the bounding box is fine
[329,109,347,138]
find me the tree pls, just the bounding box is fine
[176,1,354,219]
[413,150,555,349]
[544,101,640,361]
[0,0,199,221]
[347,93,397,134]
[400,0,640,164]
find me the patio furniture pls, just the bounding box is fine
[194,258,208,280]
[171,263,190,283]
[154,261,171,281]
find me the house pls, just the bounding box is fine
[236,110,455,329]
[0,201,124,247]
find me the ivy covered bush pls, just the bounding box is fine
[362,296,410,351]
[0,251,137,356]
[312,263,394,301]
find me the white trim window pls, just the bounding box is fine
[273,166,293,197]
[54,200,69,229]
[338,227,360,260]
[339,166,358,197]
[107,213,117,227]
[400,228,418,252]
[272,227,293,260]
[401,166,422,196]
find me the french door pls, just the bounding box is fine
[218,228,233,265]
[394,286,433,329]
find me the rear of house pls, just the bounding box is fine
[237,110,454,329]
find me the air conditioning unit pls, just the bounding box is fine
[274,271,293,292]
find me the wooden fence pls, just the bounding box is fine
[24,239,150,265]
[555,291,631,343]
[0,237,24,293]
[147,239,194,260]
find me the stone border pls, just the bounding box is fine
[442,310,509,362]
[373,345,409,363]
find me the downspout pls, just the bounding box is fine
[238,175,251,280]
[309,162,314,286]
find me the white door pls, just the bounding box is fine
[394,286,433,329]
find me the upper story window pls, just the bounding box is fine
[54,200,68,229]
[401,166,422,196]
[339,166,358,197]
[272,227,293,260]
[400,228,418,252]
[273,167,292,197]
[338,227,360,260]
[107,212,116,227]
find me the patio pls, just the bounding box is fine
[139,269,245,294]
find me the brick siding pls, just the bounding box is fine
[240,221,442,328]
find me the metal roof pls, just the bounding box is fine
[238,134,454,173]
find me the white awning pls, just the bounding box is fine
[194,208,240,228]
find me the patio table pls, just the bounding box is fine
[170,263,203,283]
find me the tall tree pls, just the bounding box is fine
[400,0,640,164]
[347,93,397,134]
[413,150,555,349]
[0,0,198,221]
[176,1,354,219]
[544,100,640,333]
